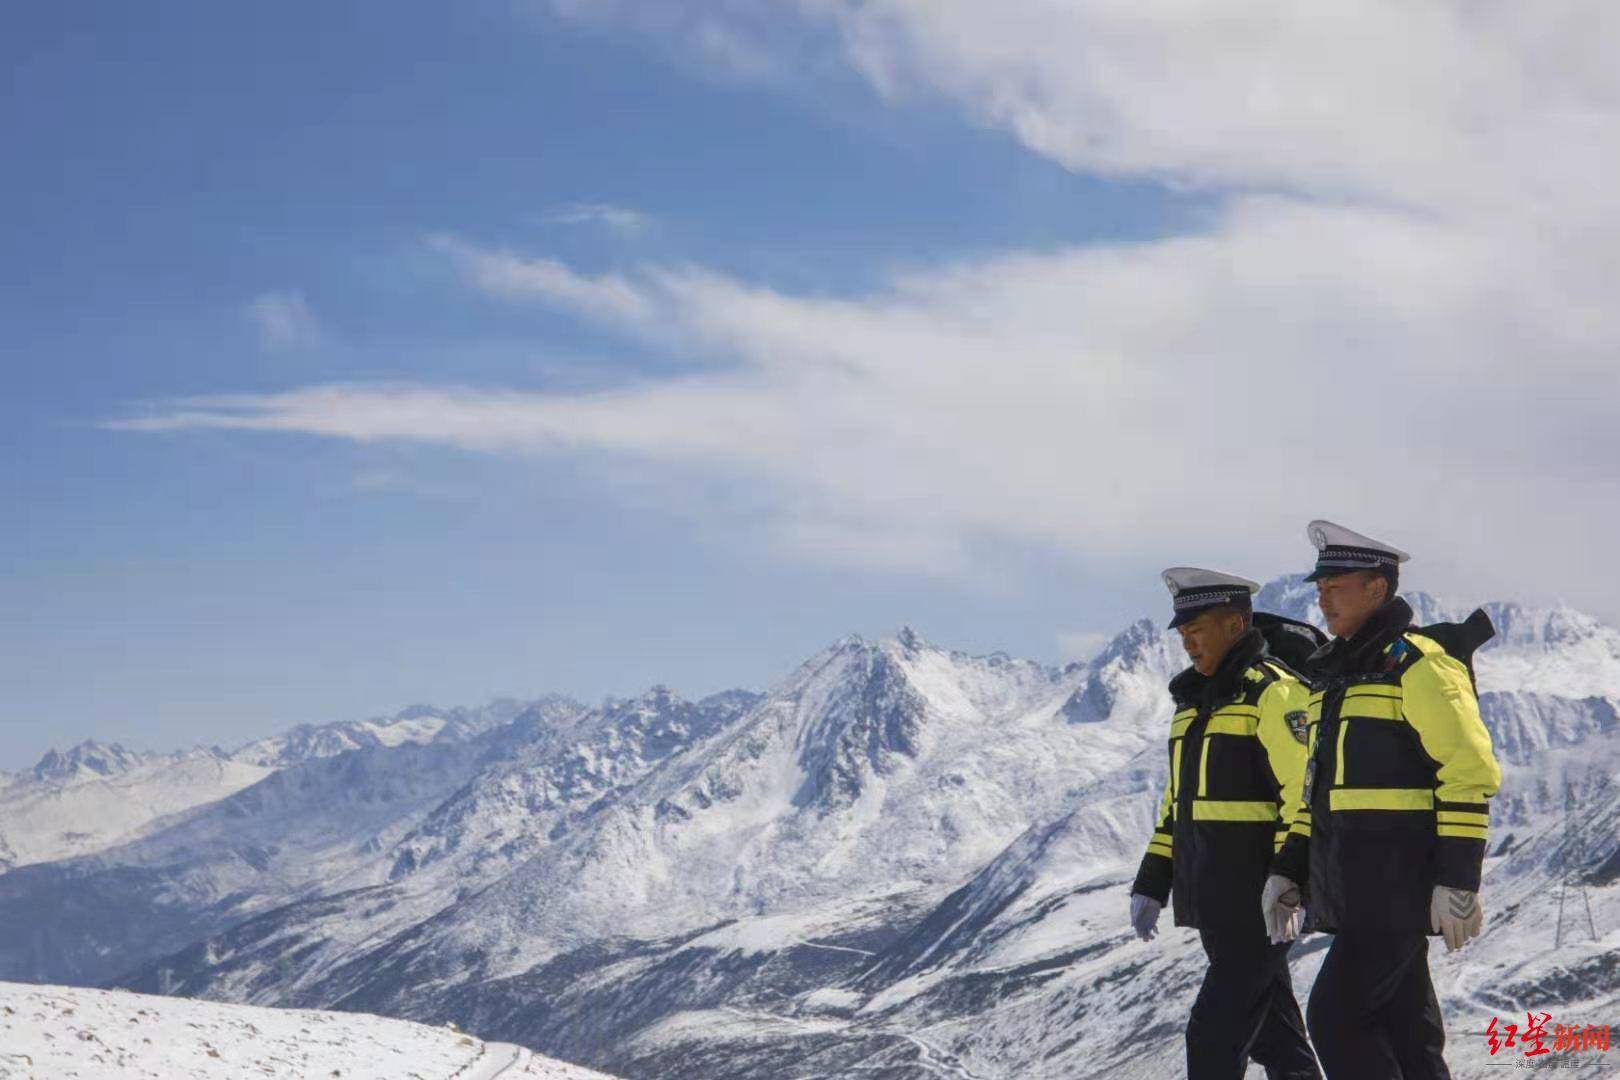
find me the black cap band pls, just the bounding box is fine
[1172,586,1253,612]
[1305,546,1401,582]
[1168,586,1252,628]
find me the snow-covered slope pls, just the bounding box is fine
[0,980,617,1079]
[1474,603,1620,699]
[386,687,760,888]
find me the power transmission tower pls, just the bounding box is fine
[1554,782,1598,948]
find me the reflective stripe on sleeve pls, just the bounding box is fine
[1436,810,1489,827]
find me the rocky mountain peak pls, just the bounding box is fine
[30,740,147,784]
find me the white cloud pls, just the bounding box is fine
[430,235,654,323]
[112,200,1620,606]
[540,202,654,235]
[247,291,323,351]
[548,1,1619,228]
[117,3,1620,613]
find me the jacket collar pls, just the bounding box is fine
[1308,596,1414,677]
[1169,627,1267,710]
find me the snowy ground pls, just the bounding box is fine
[0,982,617,1080]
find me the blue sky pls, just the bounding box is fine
[2,2,1194,767]
[7,2,1617,768]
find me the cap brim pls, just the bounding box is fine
[1304,566,1381,583]
[1168,605,1244,629]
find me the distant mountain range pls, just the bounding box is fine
[4,576,1616,1079]
[0,698,550,872]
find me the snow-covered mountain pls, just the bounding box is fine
[0,980,617,1079]
[226,697,551,769]
[0,699,566,874]
[0,689,749,994]
[0,742,274,872]
[388,630,1095,979]
[4,576,1617,1078]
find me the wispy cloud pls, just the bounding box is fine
[108,203,1620,600]
[247,291,324,351]
[540,202,654,235]
[430,235,655,322]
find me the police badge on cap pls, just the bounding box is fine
[1303,520,1411,583]
[1162,567,1261,629]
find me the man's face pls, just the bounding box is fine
[1176,607,1248,677]
[1316,570,1389,638]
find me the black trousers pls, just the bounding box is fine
[1306,931,1449,1079]
[1188,928,1321,1080]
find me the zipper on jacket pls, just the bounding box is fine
[1322,680,1349,790]
[1170,739,1183,818]
[1198,736,1211,797]
[1335,719,1349,786]
[1185,703,1215,807]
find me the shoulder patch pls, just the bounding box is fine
[1379,637,1415,673]
[1284,710,1309,744]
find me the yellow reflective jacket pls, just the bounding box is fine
[1271,598,1503,934]
[1132,628,1315,931]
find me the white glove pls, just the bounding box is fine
[1261,874,1302,943]
[1129,893,1162,941]
[1431,885,1484,951]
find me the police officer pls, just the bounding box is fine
[1130,568,1324,1080]
[1263,521,1503,1079]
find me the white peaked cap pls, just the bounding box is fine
[1304,519,1411,582]
[1161,567,1261,628]
[1161,567,1262,596]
